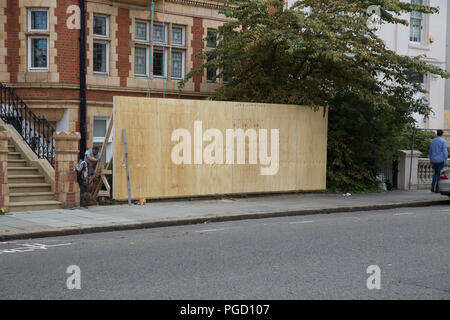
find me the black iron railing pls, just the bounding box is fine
[0,83,55,167]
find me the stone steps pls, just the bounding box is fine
[9,182,53,193]
[8,159,28,167]
[8,200,62,212]
[8,167,39,175]
[9,192,55,202]
[6,141,61,212]
[8,174,46,184]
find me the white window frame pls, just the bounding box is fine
[205,29,218,83]
[93,116,113,164]
[206,28,219,49]
[409,0,428,45]
[152,47,168,78]
[171,25,185,47]
[152,22,169,45]
[135,20,150,43]
[206,65,220,83]
[93,14,110,38]
[170,49,185,80]
[28,36,49,71]
[205,28,219,83]
[28,8,49,32]
[134,46,149,77]
[93,117,112,142]
[93,41,110,75]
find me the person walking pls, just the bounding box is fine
[429,129,448,193]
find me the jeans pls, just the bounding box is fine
[431,162,445,192]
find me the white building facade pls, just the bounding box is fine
[445,1,450,129]
[378,0,448,130]
[286,0,448,130]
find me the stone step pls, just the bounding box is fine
[8,200,61,213]
[4,140,60,212]
[10,192,55,202]
[8,159,28,167]
[9,183,52,193]
[7,167,39,175]
[7,152,22,159]
[8,174,46,184]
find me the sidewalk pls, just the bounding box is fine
[0,190,448,241]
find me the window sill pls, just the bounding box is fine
[408,43,430,51]
[27,69,49,72]
[93,36,110,41]
[93,72,109,76]
[93,138,112,143]
[26,31,49,35]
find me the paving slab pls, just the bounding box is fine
[0,189,448,240]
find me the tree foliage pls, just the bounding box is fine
[395,125,437,158]
[180,0,449,192]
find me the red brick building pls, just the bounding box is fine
[1,0,228,160]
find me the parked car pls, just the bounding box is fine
[438,167,450,197]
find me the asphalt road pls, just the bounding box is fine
[0,205,449,299]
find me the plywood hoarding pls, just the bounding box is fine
[113,97,328,200]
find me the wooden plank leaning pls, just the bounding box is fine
[91,114,114,198]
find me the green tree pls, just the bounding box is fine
[395,125,437,158]
[180,0,449,192]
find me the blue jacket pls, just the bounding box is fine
[429,137,448,164]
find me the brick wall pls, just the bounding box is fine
[55,0,80,84]
[117,8,131,87]
[0,1,9,82]
[191,17,204,92]
[13,87,206,103]
[5,0,20,83]
[14,88,79,100]
[54,132,80,208]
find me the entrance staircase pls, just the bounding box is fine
[1,82,61,212]
[7,141,61,212]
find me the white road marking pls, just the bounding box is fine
[0,242,72,255]
[439,209,450,212]
[0,241,16,245]
[195,228,225,233]
[261,221,290,226]
[289,220,314,225]
[393,212,414,216]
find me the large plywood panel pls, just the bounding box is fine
[113,97,328,200]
